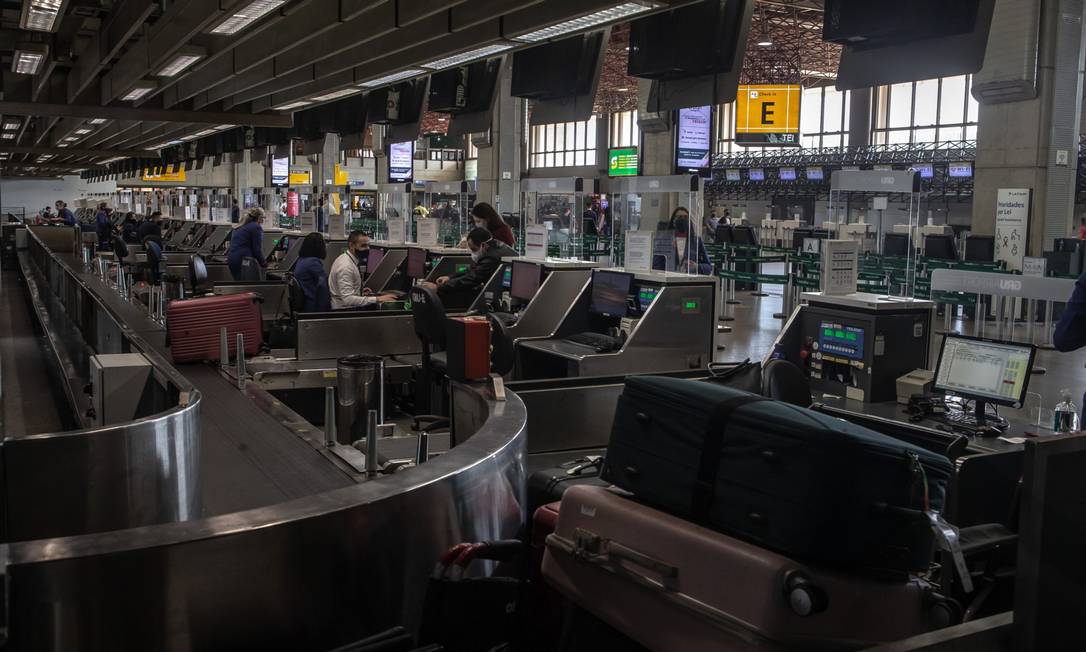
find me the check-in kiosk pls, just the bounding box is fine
[516,269,718,379]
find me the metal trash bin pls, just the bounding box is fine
[336,354,385,444]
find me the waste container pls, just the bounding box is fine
[336,354,384,444]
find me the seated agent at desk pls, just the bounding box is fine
[422,227,517,302]
[138,211,164,247]
[659,206,713,275]
[294,233,331,312]
[329,230,397,309]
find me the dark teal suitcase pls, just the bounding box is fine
[600,376,953,576]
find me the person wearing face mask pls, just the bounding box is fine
[422,227,516,302]
[658,206,713,275]
[329,230,397,309]
[469,202,516,247]
[703,211,721,244]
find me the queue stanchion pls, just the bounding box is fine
[943,300,952,333]
[752,245,769,297]
[974,293,984,337]
[1026,298,1036,345]
[1043,300,1054,348]
[726,248,740,306]
[718,264,735,323]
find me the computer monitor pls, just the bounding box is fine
[589,270,634,318]
[510,260,542,302]
[637,285,659,313]
[714,224,734,244]
[963,235,995,262]
[883,232,910,257]
[732,225,758,246]
[366,246,384,274]
[406,247,427,279]
[924,234,957,260]
[934,334,1036,424]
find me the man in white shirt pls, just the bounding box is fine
[329,231,397,309]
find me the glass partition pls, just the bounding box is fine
[608,175,705,275]
[520,178,593,260]
[377,183,411,243]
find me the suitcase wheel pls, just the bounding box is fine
[783,572,827,617]
[924,593,962,629]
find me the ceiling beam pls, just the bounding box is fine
[68,0,158,103]
[0,145,159,158]
[0,102,293,127]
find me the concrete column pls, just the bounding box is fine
[848,88,873,147]
[315,133,341,190]
[973,0,1086,253]
[478,57,523,214]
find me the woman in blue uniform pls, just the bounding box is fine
[228,207,267,280]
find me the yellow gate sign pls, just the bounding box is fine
[736,84,801,147]
[142,166,186,182]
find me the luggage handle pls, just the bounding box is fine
[571,528,679,591]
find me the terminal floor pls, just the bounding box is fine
[0,268,68,436]
[716,284,1086,426]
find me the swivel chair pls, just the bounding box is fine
[761,359,812,408]
[286,275,306,316]
[188,254,211,295]
[239,256,265,281]
[410,285,449,417]
[143,238,164,285]
[487,313,516,377]
[112,235,129,266]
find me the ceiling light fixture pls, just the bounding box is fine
[210,0,287,35]
[89,118,107,125]
[156,46,206,77]
[358,69,425,89]
[512,2,658,43]
[12,44,48,75]
[756,7,773,47]
[122,81,157,101]
[37,155,53,161]
[63,136,78,141]
[74,128,92,135]
[58,142,68,148]
[310,88,362,102]
[1,133,16,140]
[273,100,312,111]
[20,0,65,32]
[3,121,20,130]
[419,43,513,70]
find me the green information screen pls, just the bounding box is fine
[608,147,639,177]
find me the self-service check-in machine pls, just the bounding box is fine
[515,268,718,379]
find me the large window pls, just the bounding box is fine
[528,115,598,169]
[873,74,979,145]
[610,110,639,148]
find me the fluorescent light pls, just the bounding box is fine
[63,136,79,142]
[3,121,20,130]
[358,69,424,88]
[1,133,15,140]
[12,48,46,75]
[210,0,287,35]
[89,118,107,125]
[310,88,362,102]
[512,2,658,43]
[74,128,92,135]
[190,129,217,138]
[419,43,513,70]
[156,47,206,77]
[20,0,65,32]
[214,124,235,130]
[37,155,53,161]
[122,84,155,101]
[273,100,312,111]
[58,142,68,148]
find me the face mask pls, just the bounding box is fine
[470,249,482,262]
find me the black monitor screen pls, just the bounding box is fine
[407,248,427,279]
[963,235,995,262]
[590,270,634,318]
[925,234,957,260]
[733,225,757,245]
[511,261,542,302]
[884,233,909,257]
[637,286,659,313]
[367,247,384,273]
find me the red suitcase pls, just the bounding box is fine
[166,293,262,363]
[542,485,957,652]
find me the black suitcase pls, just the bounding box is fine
[527,454,608,513]
[600,376,953,576]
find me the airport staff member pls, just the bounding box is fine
[423,227,516,303]
[662,206,713,275]
[228,207,268,280]
[329,230,397,309]
[1054,270,1086,418]
[138,211,164,247]
[294,233,331,312]
[55,201,76,226]
[470,202,516,247]
[231,199,240,224]
[121,212,140,243]
[95,203,111,249]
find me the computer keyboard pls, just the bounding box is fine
[566,332,622,353]
[384,290,407,300]
[941,410,1006,436]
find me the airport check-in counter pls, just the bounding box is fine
[7,227,527,650]
[363,242,410,293]
[516,269,718,379]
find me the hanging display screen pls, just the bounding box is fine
[271,157,289,186]
[388,141,414,183]
[675,105,712,177]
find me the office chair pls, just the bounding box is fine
[286,275,306,316]
[112,235,129,266]
[239,256,264,281]
[143,239,164,285]
[410,285,449,417]
[761,359,812,407]
[487,313,516,377]
[188,254,211,295]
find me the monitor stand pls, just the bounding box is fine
[943,398,1009,434]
